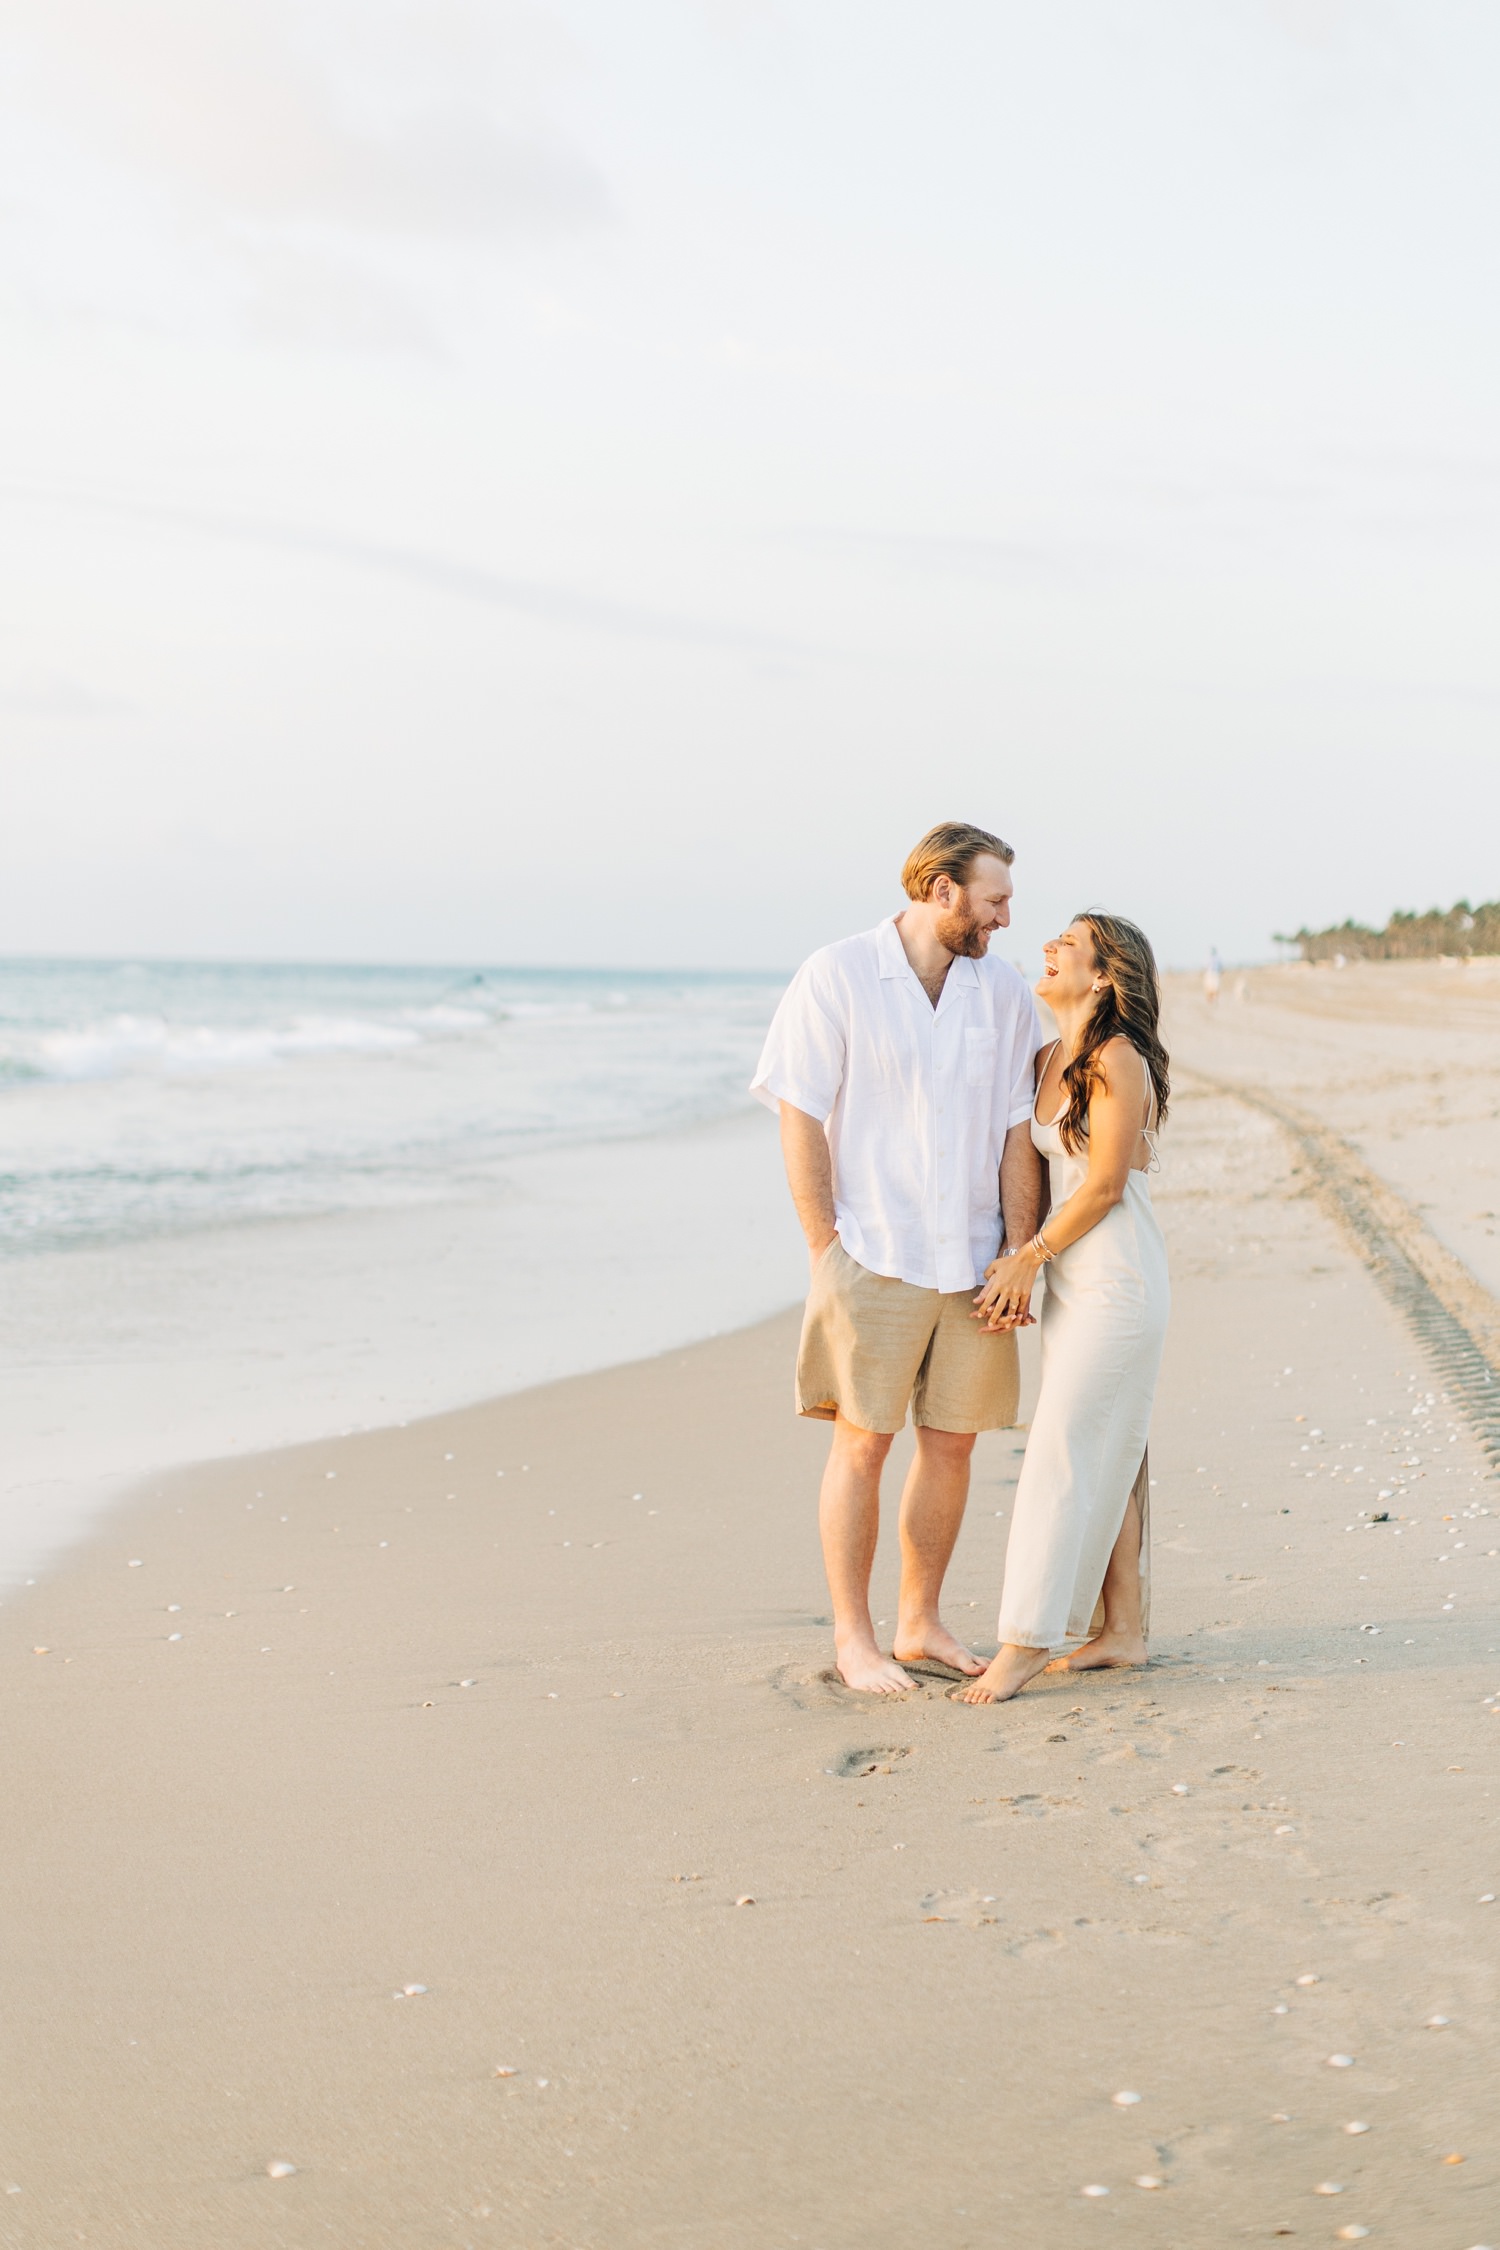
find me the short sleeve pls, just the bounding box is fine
[749,956,847,1123]
[1005,984,1046,1129]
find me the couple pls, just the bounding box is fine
[750,820,1171,1702]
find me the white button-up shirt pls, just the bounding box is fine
[751,917,1043,1292]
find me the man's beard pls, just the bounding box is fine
[933,901,992,958]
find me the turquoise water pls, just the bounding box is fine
[0,959,788,1251]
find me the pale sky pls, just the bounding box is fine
[2,0,1498,971]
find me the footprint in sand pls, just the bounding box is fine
[1005,1926,1066,1957]
[969,1793,1083,1824]
[827,1745,912,1779]
[770,1663,938,1710]
[918,1888,1003,1927]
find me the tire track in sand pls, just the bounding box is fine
[1183,1069,1500,1465]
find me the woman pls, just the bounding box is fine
[957,912,1171,1705]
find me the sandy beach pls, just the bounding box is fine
[3,963,1499,2247]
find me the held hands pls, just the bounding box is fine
[972,1247,1038,1331]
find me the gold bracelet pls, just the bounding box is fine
[1030,1230,1055,1263]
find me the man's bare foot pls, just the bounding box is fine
[892,1619,984,1677]
[1045,1628,1148,1673]
[953,1643,1053,1704]
[834,1638,913,1695]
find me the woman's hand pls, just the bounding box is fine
[972,1250,1037,1331]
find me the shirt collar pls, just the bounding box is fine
[877,915,982,995]
[876,916,910,979]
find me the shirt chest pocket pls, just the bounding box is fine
[964,1027,998,1086]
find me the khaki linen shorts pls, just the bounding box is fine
[796,1237,1020,1435]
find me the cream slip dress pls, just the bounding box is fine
[995,1043,1171,1651]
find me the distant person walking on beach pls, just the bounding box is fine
[957,914,1171,1705]
[1203,947,1222,1005]
[751,823,1044,1695]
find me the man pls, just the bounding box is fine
[751,821,1044,1695]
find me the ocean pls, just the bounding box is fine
[1,957,806,1586]
[0,958,790,1253]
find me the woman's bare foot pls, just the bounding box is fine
[835,1636,913,1695]
[1046,1628,1148,1673]
[892,1618,984,1677]
[953,1643,1053,1704]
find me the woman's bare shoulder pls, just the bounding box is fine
[1096,1035,1147,1095]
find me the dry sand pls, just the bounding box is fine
[3,965,1499,2247]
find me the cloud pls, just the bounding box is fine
[240,237,440,352]
[0,0,610,344]
[9,485,817,662]
[0,672,129,718]
[4,0,609,241]
[786,525,1074,581]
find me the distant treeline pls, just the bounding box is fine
[1279,898,1500,962]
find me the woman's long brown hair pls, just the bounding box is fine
[1057,912,1171,1154]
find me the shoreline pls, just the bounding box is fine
[0,1104,804,1592]
[9,958,1500,1601]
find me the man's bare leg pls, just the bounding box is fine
[1047,1492,1148,1672]
[819,1416,911,1694]
[892,1426,984,1675]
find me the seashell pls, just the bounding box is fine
[127,1559,143,1568]
[1133,2175,1163,2189]
[735,1895,755,1907]
[1315,2180,1344,2194]
[1425,2013,1450,2027]
[266,2160,296,2178]
[1335,2230,1371,2242]
[1171,1784,1190,1796]
[493,2066,517,2077]
[1343,2122,1370,2135]
[1480,1893,1496,1904]
[400,1984,427,1996]
[1444,2153,1465,2165]
[1080,2184,1109,2198]
[1326,2053,1355,2068]
[1295,1974,1319,1986]
[1111,2090,1142,2106]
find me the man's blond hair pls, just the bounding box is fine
[900,821,1014,902]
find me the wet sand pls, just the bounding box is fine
[2,969,1498,2245]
